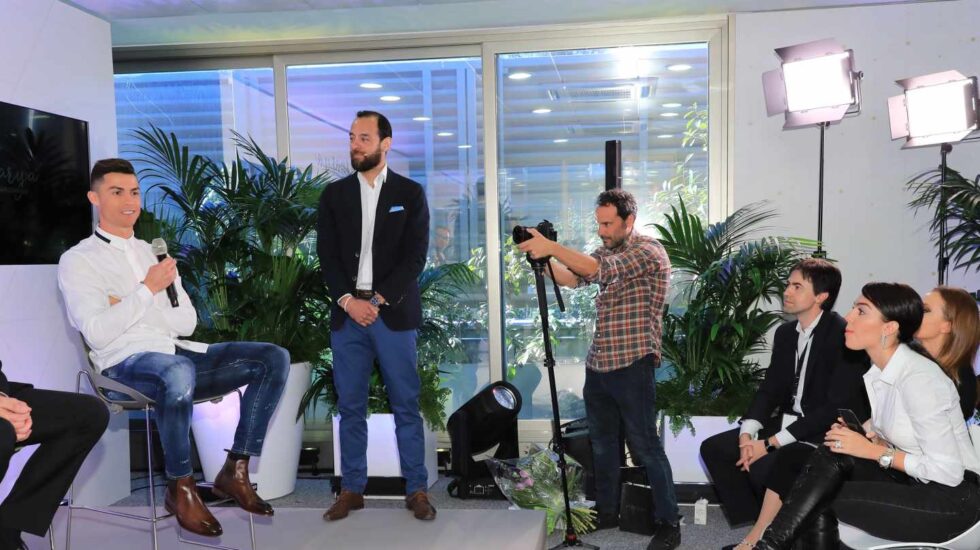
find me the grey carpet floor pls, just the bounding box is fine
[107,474,750,550]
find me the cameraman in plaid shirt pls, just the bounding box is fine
[517,189,679,550]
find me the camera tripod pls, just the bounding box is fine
[526,254,598,550]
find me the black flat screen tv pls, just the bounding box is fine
[0,100,92,264]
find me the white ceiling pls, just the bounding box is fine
[65,0,933,20]
[61,0,944,47]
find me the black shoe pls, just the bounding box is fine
[646,520,681,550]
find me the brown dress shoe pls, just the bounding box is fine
[405,490,437,521]
[164,475,223,537]
[212,456,274,516]
[323,490,364,521]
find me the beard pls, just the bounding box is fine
[351,147,384,172]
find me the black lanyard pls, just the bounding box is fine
[789,337,812,403]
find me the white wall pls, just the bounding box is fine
[734,0,980,315]
[0,0,127,505]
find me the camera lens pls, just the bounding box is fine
[512,225,529,244]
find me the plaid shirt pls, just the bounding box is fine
[580,231,670,373]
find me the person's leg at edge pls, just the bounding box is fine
[0,389,108,538]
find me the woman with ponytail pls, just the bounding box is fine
[753,282,980,549]
[916,286,980,420]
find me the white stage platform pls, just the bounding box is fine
[31,506,547,550]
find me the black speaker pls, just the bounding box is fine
[605,140,622,190]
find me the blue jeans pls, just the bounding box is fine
[332,318,427,495]
[104,342,289,478]
[584,358,679,524]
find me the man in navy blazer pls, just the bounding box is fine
[700,259,869,529]
[316,111,433,522]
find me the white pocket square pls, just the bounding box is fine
[389,205,405,213]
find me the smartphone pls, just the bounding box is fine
[837,408,866,436]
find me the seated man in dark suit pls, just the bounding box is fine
[0,359,109,550]
[700,259,869,543]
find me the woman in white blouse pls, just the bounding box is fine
[754,282,980,549]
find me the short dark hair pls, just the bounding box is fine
[791,258,842,311]
[356,110,392,141]
[90,158,135,189]
[861,282,924,346]
[596,189,637,221]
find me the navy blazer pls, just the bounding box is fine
[316,169,430,331]
[743,311,870,444]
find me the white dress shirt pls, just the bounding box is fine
[355,164,387,291]
[57,227,207,372]
[865,343,980,485]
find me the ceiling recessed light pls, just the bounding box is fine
[667,64,692,72]
[360,82,382,89]
[412,116,431,122]
[508,72,532,80]
[657,134,674,139]
[458,144,472,149]
[532,108,552,114]
[380,95,401,102]
[553,138,569,143]
[660,112,680,118]
[662,102,682,108]
[437,131,454,137]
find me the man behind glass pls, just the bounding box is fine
[57,159,289,538]
[517,189,680,550]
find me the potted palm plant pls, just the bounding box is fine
[651,199,813,482]
[906,165,980,274]
[131,126,338,498]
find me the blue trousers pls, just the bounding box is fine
[104,342,289,478]
[332,318,427,495]
[584,359,679,524]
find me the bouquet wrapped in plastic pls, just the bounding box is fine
[486,445,596,534]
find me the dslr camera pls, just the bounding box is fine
[512,220,557,244]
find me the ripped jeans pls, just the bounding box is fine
[104,342,289,478]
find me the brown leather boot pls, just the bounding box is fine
[164,475,222,537]
[405,490,436,521]
[323,490,364,521]
[212,455,274,516]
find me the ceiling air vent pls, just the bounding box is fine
[567,121,642,136]
[548,80,655,103]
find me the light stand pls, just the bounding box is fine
[938,143,952,285]
[525,253,597,550]
[814,121,828,258]
[887,70,979,285]
[762,38,862,258]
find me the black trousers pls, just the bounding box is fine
[765,446,980,547]
[0,388,109,537]
[700,426,780,525]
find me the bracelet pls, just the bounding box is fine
[340,296,351,312]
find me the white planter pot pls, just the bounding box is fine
[190,361,311,499]
[662,415,738,484]
[332,413,438,489]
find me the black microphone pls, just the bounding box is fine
[150,238,179,308]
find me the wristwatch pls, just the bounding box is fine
[369,293,383,308]
[878,448,895,469]
[764,439,777,453]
